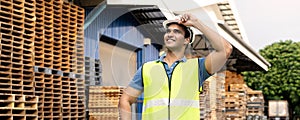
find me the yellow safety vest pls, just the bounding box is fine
[142,58,200,120]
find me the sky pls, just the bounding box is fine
[233,0,300,51]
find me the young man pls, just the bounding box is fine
[119,13,232,120]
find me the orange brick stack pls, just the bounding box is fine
[89,86,125,120]
[0,0,85,119]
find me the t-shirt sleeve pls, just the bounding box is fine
[128,66,143,91]
[199,58,211,86]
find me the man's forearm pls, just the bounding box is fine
[119,87,141,120]
[193,20,231,54]
[119,100,132,120]
[192,18,232,74]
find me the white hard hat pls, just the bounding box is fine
[162,19,195,44]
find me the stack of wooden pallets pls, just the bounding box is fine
[224,70,248,120]
[225,71,245,91]
[225,84,247,120]
[199,72,226,120]
[89,86,125,120]
[84,57,102,112]
[224,84,266,120]
[0,94,38,120]
[215,72,226,119]
[84,57,102,86]
[246,88,265,118]
[33,0,85,119]
[198,70,265,119]
[0,0,85,119]
[199,80,209,120]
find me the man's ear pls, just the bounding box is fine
[184,38,190,45]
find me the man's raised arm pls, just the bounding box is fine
[179,13,233,74]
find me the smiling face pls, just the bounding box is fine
[164,24,190,51]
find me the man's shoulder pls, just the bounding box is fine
[187,57,205,61]
[142,60,163,69]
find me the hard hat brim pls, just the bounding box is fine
[162,20,195,44]
[162,20,181,29]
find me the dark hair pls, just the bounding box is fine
[166,22,192,39]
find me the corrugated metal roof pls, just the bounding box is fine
[129,6,167,45]
[217,2,242,38]
[84,4,167,59]
[82,1,270,72]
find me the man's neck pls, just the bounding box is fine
[164,50,185,67]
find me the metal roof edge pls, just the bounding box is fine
[226,0,251,45]
[193,0,228,8]
[84,1,107,30]
[218,22,271,71]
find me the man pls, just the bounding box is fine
[119,13,232,120]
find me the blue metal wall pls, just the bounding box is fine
[84,6,162,120]
[103,13,144,48]
[84,6,144,59]
[143,44,161,62]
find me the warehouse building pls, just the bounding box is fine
[82,0,270,85]
[81,0,271,119]
[0,0,271,119]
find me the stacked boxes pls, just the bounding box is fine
[89,86,124,120]
[0,0,85,119]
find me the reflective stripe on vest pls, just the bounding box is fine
[143,98,200,110]
[142,58,200,120]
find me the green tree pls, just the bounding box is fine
[242,40,300,118]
